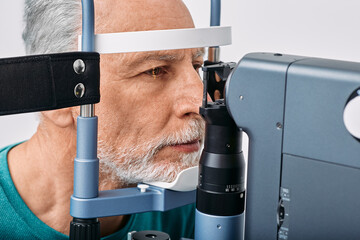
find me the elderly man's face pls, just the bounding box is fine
[91,0,205,186]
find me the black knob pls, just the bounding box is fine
[69,218,100,240]
[132,231,170,240]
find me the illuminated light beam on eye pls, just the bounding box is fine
[152,68,156,80]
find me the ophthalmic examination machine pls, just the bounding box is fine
[1,0,360,239]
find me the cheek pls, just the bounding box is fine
[97,58,175,144]
[96,83,172,147]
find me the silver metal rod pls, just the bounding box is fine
[80,104,95,117]
[208,47,220,62]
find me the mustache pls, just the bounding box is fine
[149,117,205,153]
[98,117,206,160]
[97,117,205,185]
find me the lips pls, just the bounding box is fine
[170,140,201,153]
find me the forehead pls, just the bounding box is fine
[123,48,205,64]
[95,0,201,69]
[95,0,195,33]
[100,48,204,76]
[100,48,204,73]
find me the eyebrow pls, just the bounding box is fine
[126,48,205,68]
[193,48,205,60]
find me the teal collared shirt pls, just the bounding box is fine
[0,143,195,239]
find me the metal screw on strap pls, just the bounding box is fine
[74,83,85,98]
[73,59,86,74]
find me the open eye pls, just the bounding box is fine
[144,67,166,79]
[193,64,203,73]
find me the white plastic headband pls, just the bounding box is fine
[78,26,231,54]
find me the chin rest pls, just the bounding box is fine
[0,52,100,116]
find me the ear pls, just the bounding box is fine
[41,108,75,128]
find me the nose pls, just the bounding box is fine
[173,64,204,118]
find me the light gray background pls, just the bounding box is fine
[1,0,360,154]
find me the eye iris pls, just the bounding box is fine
[152,67,160,76]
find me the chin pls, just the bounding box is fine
[98,139,203,185]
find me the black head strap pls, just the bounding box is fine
[0,52,100,116]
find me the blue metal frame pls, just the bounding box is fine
[195,210,244,240]
[81,0,95,52]
[73,117,99,198]
[210,0,221,27]
[71,187,196,219]
[72,0,99,200]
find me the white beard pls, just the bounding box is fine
[98,118,205,187]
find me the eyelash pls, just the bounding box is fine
[143,64,203,78]
[144,67,167,78]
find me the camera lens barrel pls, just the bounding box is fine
[197,101,246,216]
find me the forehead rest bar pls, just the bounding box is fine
[79,26,232,53]
[0,52,100,116]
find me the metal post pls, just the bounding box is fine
[208,0,221,63]
[70,0,100,239]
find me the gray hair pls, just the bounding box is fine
[23,0,81,54]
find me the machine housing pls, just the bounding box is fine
[226,53,360,240]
